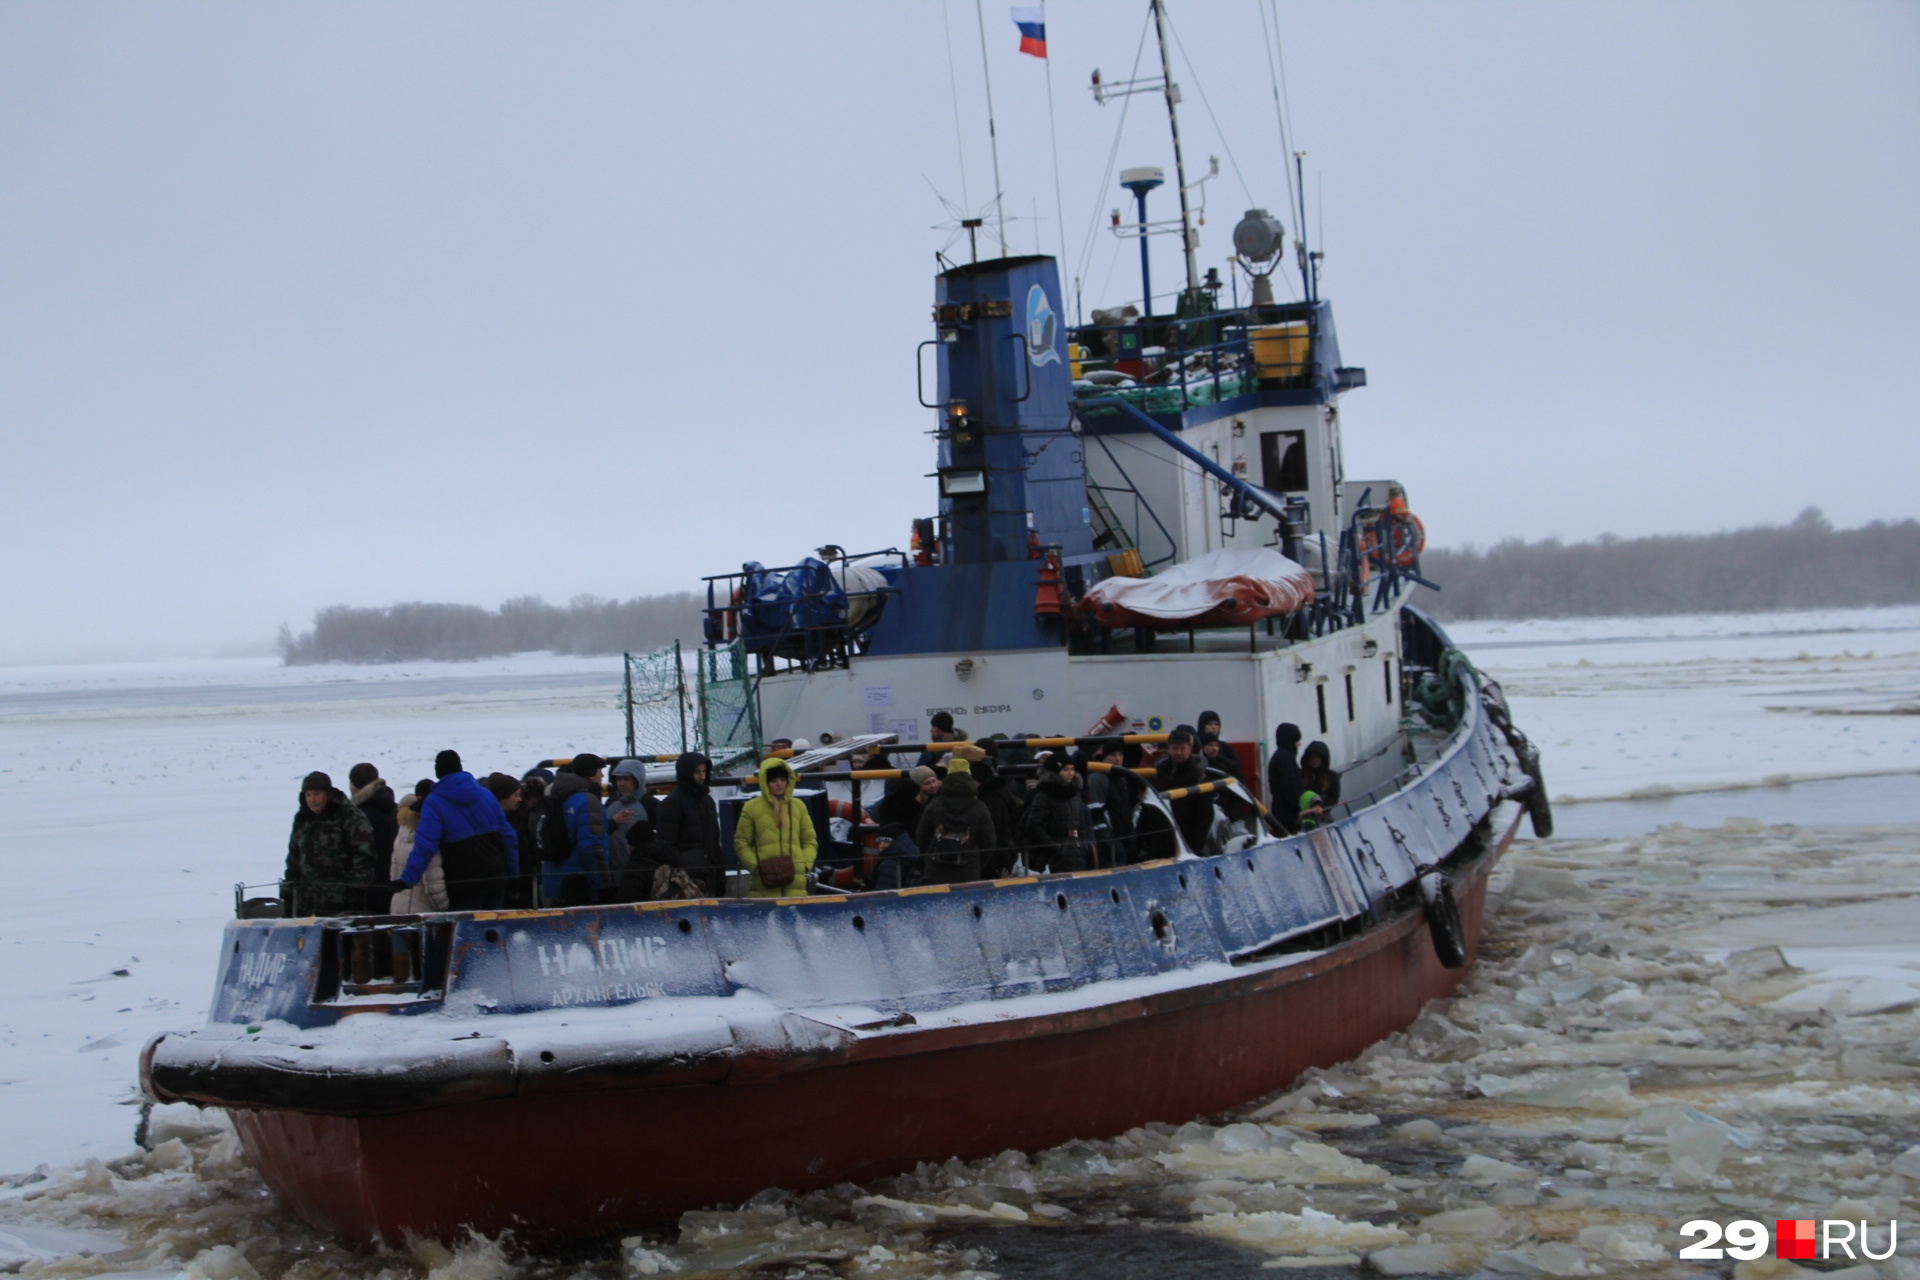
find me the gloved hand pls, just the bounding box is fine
[387,879,410,895]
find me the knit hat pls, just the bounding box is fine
[522,767,556,785]
[874,822,907,841]
[930,711,955,733]
[434,749,463,778]
[348,762,379,789]
[945,756,972,776]
[301,771,332,793]
[1166,726,1196,747]
[482,773,520,802]
[571,753,607,776]
[909,765,937,786]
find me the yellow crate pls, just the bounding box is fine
[1107,548,1145,578]
[1249,322,1311,382]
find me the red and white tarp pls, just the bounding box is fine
[1081,547,1315,630]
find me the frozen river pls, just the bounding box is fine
[0,606,1915,1277]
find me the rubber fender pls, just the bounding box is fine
[1521,750,1554,839]
[1421,873,1468,970]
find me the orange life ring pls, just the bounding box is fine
[1366,512,1425,569]
[1394,513,1426,567]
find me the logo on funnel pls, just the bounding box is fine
[1025,284,1059,366]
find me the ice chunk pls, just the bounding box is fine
[1890,1144,1920,1177]
[1212,1122,1276,1154]
[142,1137,192,1172]
[620,1239,684,1275]
[1192,1206,1407,1257]
[197,1131,248,1180]
[1459,1154,1531,1183]
[1393,1118,1446,1143]
[1550,974,1598,1004]
[1476,1067,1634,1113]
[185,1245,258,1280]
[1724,945,1793,981]
[1669,1121,1731,1186]
[1510,867,1587,901]
[0,1224,126,1268]
[1576,1223,1669,1262]
[1368,1242,1484,1274]
[1484,1242,1600,1275]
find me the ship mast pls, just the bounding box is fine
[1151,0,1198,306]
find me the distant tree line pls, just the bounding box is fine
[278,593,705,664]
[1411,509,1920,620]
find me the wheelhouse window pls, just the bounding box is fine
[1261,430,1308,492]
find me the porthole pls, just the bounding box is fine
[971,904,983,919]
[1213,866,1223,880]
[1178,874,1187,889]
[1056,894,1069,911]
[1149,908,1172,943]
[1110,888,1121,904]
[539,1050,555,1063]
[484,929,500,944]
[852,915,866,931]
[1246,859,1255,871]
[677,919,692,934]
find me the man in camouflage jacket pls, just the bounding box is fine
[285,770,377,916]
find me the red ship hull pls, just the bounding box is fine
[230,814,1513,1247]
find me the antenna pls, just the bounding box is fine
[972,0,1008,254]
[1294,151,1313,301]
[1150,0,1199,302]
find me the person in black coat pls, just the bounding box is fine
[636,752,721,896]
[347,763,400,902]
[970,754,1020,877]
[1198,732,1243,781]
[876,765,941,832]
[1022,752,1092,872]
[1301,740,1342,811]
[915,758,996,884]
[1153,729,1214,854]
[1090,742,1142,865]
[1267,722,1305,834]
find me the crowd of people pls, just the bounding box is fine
[280,710,1343,915]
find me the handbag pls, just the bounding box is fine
[756,854,795,890]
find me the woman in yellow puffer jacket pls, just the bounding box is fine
[734,758,817,897]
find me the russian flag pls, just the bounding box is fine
[1010,6,1046,58]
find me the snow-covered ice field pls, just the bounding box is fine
[1448,604,1920,802]
[0,606,1916,1277]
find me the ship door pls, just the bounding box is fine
[1261,430,1308,492]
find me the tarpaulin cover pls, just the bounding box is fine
[1081,546,1315,630]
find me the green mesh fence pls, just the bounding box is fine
[694,639,761,768]
[621,642,691,757]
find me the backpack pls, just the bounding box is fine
[927,820,975,870]
[539,790,575,863]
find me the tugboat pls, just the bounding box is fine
[141,2,1550,1247]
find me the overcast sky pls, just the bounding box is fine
[2,1,1915,664]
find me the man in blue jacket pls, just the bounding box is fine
[392,749,519,911]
